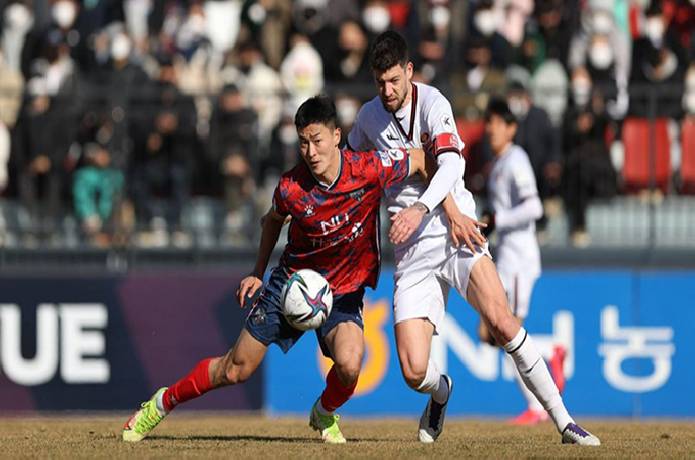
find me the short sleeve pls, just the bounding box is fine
[423,91,464,157]
[367,148,410,189]
[272,181,290,217]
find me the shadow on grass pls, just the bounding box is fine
[148,435,391,443]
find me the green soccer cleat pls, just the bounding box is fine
[122,387,168,442]
[309,399,347,444]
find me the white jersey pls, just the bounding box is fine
[488,144,541,276]
[348,82,477,243]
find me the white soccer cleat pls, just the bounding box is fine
[418,375,453,443]
[561,423,601,446]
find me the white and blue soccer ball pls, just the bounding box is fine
[281,269,333,331]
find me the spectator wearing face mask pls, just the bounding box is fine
[629,1,687,118]
[20,0,88,80]
[506,80,562,227]
[562,66,617,247]
[362,0,392,37]
[568,6,630,120]
[89,31,149,172]
[469,0,512,69]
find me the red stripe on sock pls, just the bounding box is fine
[319,366,358,412]
[163,357,214,412]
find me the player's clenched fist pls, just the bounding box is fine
[237,276,263,307]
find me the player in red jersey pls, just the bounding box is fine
[122,95,445,444]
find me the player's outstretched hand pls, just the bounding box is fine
[389,203,427,244]
[237,276,263,308]
[447,211,487,252]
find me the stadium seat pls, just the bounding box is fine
[680,117,695,194]
[621,117,671,193]
[456,118,486,160]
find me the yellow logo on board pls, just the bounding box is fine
[318,299,390,396]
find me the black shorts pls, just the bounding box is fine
[245,266,364,358]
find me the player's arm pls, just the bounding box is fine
[486,154,543,234]
[492,195,543,232]
[237,208,286,307]
[423,152,487,251]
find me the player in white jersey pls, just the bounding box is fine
[480,98,567,425]
[349,31,600,446]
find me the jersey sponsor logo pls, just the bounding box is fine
[442,115,453,129]
[320,213,350,235]
[386,133,398,141]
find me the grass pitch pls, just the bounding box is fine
[1,414,693,458]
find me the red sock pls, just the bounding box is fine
[162,358,214,412]
[319,366,358,412]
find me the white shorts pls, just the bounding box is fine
[496,268,539,319]
[392,237,490,331]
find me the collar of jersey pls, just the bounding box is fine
[314,150,343,190]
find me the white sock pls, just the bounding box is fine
[504,328,573,432]
[507,354,544,412]
[415,359,449,404]
[155,392,168,416]
[316,399,332,416]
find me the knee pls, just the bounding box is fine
[333,355,363,387]
[401,363,427,390]
[220,361,253,386]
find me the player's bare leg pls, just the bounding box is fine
[310,322,364,444]
[395,318,452,443]
[123,330,267,442]
[467,256,600,446]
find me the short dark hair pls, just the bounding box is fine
[369,31,409,72]
[294,95,337,130]
[485,97,517,125]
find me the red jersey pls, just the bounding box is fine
[272,148,410,295]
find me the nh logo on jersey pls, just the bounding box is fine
[320,213,350,234]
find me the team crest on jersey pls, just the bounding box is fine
[349,188,365,202]
[379,151,393,167]
[304,205,314,216]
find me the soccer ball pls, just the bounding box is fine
[281,269,333,331]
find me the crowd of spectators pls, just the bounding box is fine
[0,0,693,248]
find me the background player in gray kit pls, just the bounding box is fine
[480,97,567,426]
